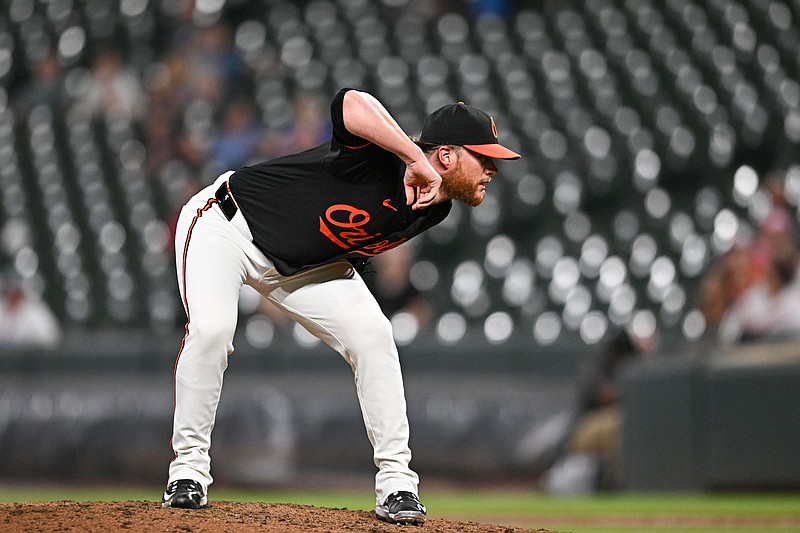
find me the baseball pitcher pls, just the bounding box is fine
[162,88,520,524]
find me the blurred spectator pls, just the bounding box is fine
[701,166,800,346]
[179,21,243,106]
[262,93,331,158]
[699,241,755,337]
[543,328,653,493]
[698,258,732,334]
[746,167,797,284]
[0,271,62,349]
[717,236,800,345]
[724,239,759,303]
[13,52,70,116]
[176,95,266,182]
[142,109,181,176]
[81,48,145,120]
[208,96,264,171]
[142,57,191,175]
[144,21,246,180]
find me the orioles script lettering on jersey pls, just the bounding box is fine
[319,203,407,257]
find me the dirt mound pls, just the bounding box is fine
[0,500,563,532]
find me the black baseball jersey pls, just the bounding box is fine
[228,88,452,276]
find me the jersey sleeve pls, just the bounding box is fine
[325,88,400,181]
[330,88,372,149]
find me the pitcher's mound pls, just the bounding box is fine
[1,500,566,532]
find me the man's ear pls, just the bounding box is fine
[437,145,454,168]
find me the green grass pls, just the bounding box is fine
[1,485,798,533]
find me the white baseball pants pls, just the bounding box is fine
[168,172,419,505]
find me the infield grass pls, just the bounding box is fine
[0,485,798,532]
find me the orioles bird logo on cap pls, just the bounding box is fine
[490,117,498,139]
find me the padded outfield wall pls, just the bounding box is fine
[1,333,799,490]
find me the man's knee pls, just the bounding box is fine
[358,314,395,350]
[186,317,236,355]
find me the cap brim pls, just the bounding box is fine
[463,143,521,160]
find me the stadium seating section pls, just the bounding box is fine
[1,0,799,355]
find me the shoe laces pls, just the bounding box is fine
[167,479,203,494]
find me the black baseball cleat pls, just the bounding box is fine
[376,491,427,525]
[161,479,207,509]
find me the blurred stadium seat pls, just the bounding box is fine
[0,0,798,356]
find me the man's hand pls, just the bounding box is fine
[404,159,442,210]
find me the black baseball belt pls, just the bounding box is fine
[215,182,238,221]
